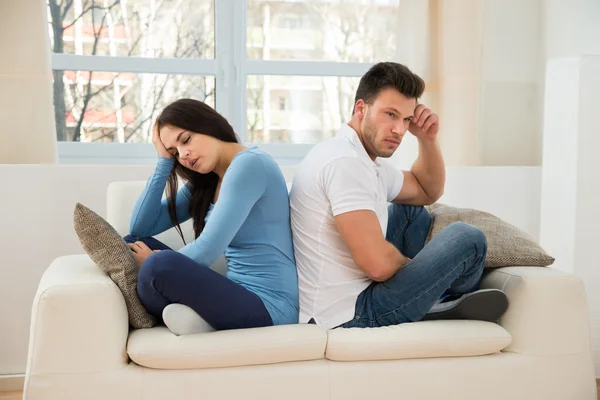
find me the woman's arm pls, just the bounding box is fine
[129,157,191,237]
[178,152,266,267]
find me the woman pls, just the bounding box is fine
[124,98,298,334]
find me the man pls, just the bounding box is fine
[289,62,508,330]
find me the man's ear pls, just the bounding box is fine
[354,99,366,118]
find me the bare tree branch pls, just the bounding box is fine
[60,0,75,20]
[72,0,121,141]
[53,0,214,143]
[62,3,98,30]
[123,77,171,142]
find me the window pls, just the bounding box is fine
[278,96,286,111]
[55,70,214,143]
[48,0,427,164]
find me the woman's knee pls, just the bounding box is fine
[124,234,155,244]
[136,251,180,316]
[123,234,140,244]
[137,251,177,288]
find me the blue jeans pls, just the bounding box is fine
[340,204,487,328]
[124,235,273,330]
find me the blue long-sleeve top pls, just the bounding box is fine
[129,147,299,325]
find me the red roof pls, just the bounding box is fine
[63,23,129,39]
[66,109,136,125]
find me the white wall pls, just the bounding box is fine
[540,56,600,377]
[0,0,57,164]
[480,0,543,166]
[434,0,544,167]
[0,164,542,376]
[542,0,600,60]
[435,0,600,168]
[436,0,483,166]
[538,0,600,378]
[0,165,153,375]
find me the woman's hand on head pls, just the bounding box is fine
[128,241,161,267]
[152,119,173,159]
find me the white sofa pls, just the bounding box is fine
[23,180,597,400]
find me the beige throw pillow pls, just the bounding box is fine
[73,203,157,328]
[425,204,554,268]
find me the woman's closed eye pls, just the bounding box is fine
[172,136,190,157]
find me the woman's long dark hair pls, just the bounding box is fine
[156,98,239,244]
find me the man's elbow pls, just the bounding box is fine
[360,262,393,282]
[433,187,445,202]
[368,270,390,282]
[424,188,444,206]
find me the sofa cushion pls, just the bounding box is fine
[426,203,555,268]
[73,203,157,329]
[326,320,511,361]
[127,324,327,369]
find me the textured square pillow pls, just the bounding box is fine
[73,203,157,328]
[425,203,555,268]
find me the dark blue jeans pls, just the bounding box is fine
[124,235,273,331]
[340,204,487,328]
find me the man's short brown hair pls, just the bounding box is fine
[353,62,425,113]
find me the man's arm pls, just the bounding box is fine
[334,210,410,282]
[393,104,445,205]
[322,157,410,282]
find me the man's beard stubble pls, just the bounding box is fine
[362,112,394,159]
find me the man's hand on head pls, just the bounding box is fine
[409,104,439,141]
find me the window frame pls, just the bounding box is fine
[53,0,375,164]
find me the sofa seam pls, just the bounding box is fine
[499,273,511,292]
[327,355,332,400]
[500,349,589,357]
[127,337,327,357]
[140,363,145,400]
[492,270,582,283]
[329,336,511,346]
[39,282,119,292]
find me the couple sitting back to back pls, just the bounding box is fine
[126,62,508,335]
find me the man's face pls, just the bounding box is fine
[359,88,417,159]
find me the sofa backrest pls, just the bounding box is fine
[106,166,297,244]
[107,181,194,249]
[106,180,233,275]
[107,165,542,275]
[106,166,298,275]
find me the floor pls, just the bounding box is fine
[0,392,20,400]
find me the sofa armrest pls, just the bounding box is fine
[26,254,130,375]
[479,266,592,356]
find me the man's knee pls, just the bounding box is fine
[388,203,427,214]
[445,222,487,250]
[388,203,430,224]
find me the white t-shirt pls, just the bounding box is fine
[289,124,404,330]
